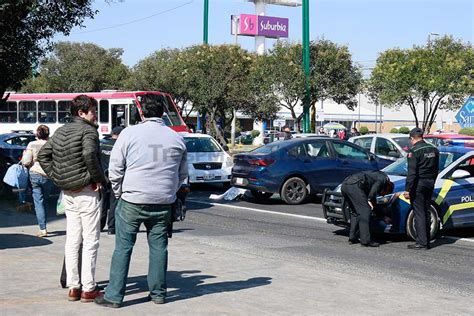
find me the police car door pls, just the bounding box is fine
[437,152,474,229]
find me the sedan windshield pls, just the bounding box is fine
[383,152,465,176]
[184,137,222,153]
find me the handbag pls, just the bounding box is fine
[3,163,29,191]
[56,191,66,216]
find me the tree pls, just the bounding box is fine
[21,42,129,92]
[0,1,96,99]
[368,36,474,133]
[175,44,279,143]
[127,48,199,121]
[269,40,362,131]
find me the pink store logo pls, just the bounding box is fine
[239,14,257,35]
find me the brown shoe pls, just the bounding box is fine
[81,290,102,303]
[68,288,81,302]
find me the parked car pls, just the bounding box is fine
[235,133,254,145]
[181,133,233,188]
[323,146,474,240]
[424,133,474,148]
[349,133,411,163]
[0,131,36,192]
[231,138,391,205]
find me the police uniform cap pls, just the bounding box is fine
[409,127,423,138]
[112,126,124,135]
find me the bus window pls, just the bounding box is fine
[164,95,183,126]
[129,101,141,125]
[0,101,17,123]
[38,101,57,123]
[99,100,109,123]
[19,101,37,123]
[58,101,72,123]
[112,104,126,128]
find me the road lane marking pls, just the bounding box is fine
[187,199,327,222]
[187,199,474,244]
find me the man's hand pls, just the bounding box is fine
[368,201,374,210]
[403,191,410,199]
[92,182,103,192]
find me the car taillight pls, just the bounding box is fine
[248,159,275,167]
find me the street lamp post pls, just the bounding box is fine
[302,0,310,133]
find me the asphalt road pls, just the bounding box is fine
[183,185,474,297]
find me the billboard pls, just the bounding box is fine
[233,14,289,38]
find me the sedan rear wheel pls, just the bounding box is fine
[280,177,308,205]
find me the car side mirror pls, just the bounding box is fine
[451,169,471,179]
[368,154,376,161]
[222,145,229,152]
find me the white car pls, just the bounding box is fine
[349,133,411,162]
[181,133,233,187]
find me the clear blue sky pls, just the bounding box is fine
[55,0,473,71]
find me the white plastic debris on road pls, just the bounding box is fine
[209,187,249,201]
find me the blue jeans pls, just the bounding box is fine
[105,199,171,304]
[30,173,53,230]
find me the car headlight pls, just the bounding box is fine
[225,156,233,168]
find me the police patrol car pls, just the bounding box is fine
[323,146,474,240]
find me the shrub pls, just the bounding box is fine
[458,127,474,136]
[359,126,369,135]
[398,127,410,134]
[389,128,399,133]
[251,130,261,138]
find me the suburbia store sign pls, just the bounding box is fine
[238,14,289,38]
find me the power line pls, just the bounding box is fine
[71,0,194,35]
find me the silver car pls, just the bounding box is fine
[349,133,411,162]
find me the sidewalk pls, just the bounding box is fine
[1,200,472,315]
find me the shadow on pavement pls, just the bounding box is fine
[0,233,52,249]
[99,270,272,307]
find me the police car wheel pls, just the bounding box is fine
[281,177,308,205]
[406,205,440,241]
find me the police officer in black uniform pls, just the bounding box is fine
[341,170,394,247]
[100,126,124,234]
[404,128,439,250]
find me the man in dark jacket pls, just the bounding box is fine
[404,128,439,250]
[341,170,393,247]
[38,95,105,302]
[99,126,124,234]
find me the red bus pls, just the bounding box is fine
[0,91,188,136]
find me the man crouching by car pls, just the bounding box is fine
[341,170,394,247]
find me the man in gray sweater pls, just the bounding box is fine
[95,93,188,308]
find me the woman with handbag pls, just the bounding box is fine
[22,125,53,237]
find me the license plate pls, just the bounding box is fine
[203,174,215,180]
[234,177,245,185]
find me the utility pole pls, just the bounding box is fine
[197,0,209,133]
[203,0,209,44]
[302,0,311,133]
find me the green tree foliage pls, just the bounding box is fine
[21,42,129,92]
[389,128,399,133]
[458,127,474,136]
[269,40,362,131]
[359,126,369,135]
[127,48,194,119]
[368,35,474,133]
[0,1,96,98]
[398,127,410,134]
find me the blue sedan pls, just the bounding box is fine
[323,146,474,239]
[232,138,391,205]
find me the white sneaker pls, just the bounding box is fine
[36,229,48,237]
